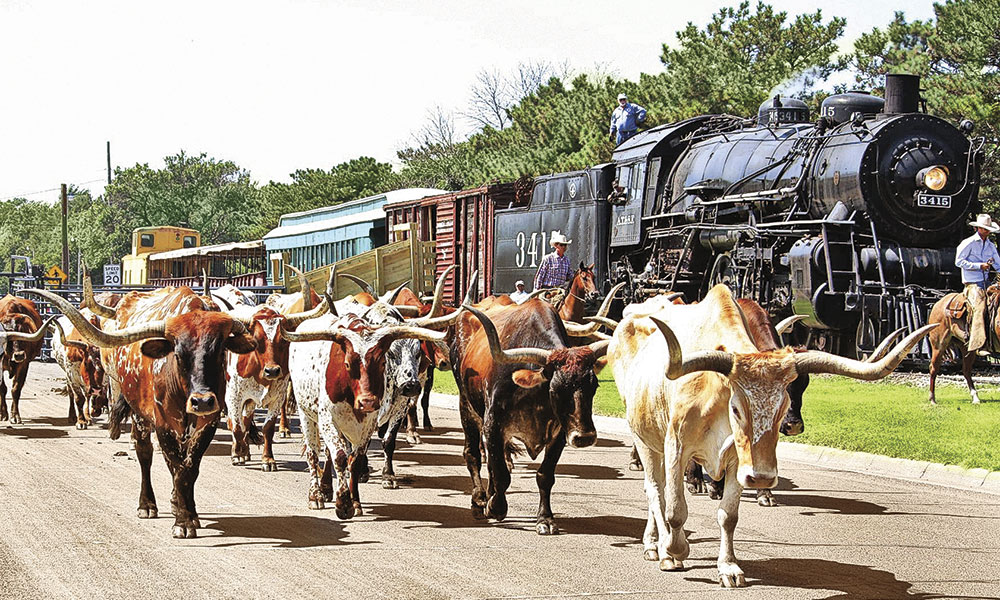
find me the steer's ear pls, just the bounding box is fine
[226,333,257,355]
[140,338,174,359]
[511,368,547,389]
[593,356,608,375]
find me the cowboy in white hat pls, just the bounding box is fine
[510,279,530,304]
[534,231,573,291]
[956,213,1000,352]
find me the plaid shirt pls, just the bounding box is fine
[534,252,572,289]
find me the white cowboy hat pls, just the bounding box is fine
[617,93,627,100]
[969,213,1000,233]
[515,280,525,287]
[550,231,572,247]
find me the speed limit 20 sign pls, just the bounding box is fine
[103,264,121,286]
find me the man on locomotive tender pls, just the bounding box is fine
[609,93,646,145]
[955,213,1000,354]
[533,231,573,291]
[510,280,530,304]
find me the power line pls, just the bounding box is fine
[0,177,108,202]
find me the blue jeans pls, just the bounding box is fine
[616,129,637,145]
[968,279,988,290]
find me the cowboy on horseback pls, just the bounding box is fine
[534,231,573,291]
[955,213,1000,354]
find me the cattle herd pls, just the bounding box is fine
[0,266,936,589]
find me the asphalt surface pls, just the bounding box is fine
[0,362,997,600]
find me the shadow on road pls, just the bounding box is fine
[776,493,1000,520]
[557,514,645,539]
[366,500,489,530]
[204,515,372,549]
[0,425,68,439]
[683,557,991,599]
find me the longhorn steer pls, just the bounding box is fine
[51,314,110,429]
[452,299,610,535]
[607,284,936,587]
[0,295,45,424]
[31,286,257,539]
[284,295,454,517]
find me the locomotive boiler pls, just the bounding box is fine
[605,74,984,357]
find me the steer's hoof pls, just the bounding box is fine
[471,504,487,521]
[485,496,508,521]
[190,518,201,529]
[405,431,421,445]
[718,563,746,588]
[382,476,399,490]
[659,557,684,571]
[535,519,558,535]
[10,415,21,425]
[334,503,354,520]
[76,422,87,430]
[279,429,291,439]
[136,507,158,519]
[643,549,659,562]
[261,459,278,472]
[628,459,644,472]
[308,498,324,510]
[352,501,362,517]
[171,525,198,539]
[756,491,777,507]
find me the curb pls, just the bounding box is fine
[428,392,1000,496]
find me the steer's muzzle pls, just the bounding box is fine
[567,428,597,449]
[400,380,422,398]
[186,392,219,415]
[355,393,380,414]
[780,416,804,436]
[262,365,283,380]
[737,465,777,489]
[11,350,26,363]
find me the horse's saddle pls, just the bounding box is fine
[946,294,969,320]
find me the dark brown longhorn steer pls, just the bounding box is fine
[453,300,610,535]
[0,295,47,424]
[29,286,257,539]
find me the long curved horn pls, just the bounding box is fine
[464,305,549,367]
[649,316,734,379]
[562,282,625,336]
[2,315,60,343]
[587,338,611,358]
[526,287,559,302]
[201,269,210,297]
[794,323,938,379]
[285,264,314,311]
[372,323,448,349]
[82,273,116,319]
[664,291,684,302]
[339,273,375,295]
[379,280,410,305]
[24,288,166,348]
[283,297,330,329]
[775,314,805,335]
[325,263,338,301]
[463,270,479,306]
[211,294,234,311]
[393,305,423,318]
[583,316,619,331]
[279,320,362,349]
[427,265,457,318]
[865,326,907,362]
[50,318,90,351]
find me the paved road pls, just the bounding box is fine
[1,363,997,600]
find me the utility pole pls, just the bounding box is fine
[61,184,69,277]
[106,141,112,185]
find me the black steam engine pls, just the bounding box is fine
[605,74,984,357]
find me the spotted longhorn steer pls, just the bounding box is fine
[223,298,327,470]
[283,289,458,517]
[607,284,935,587]
[51,314,110,429]
[31,286,257,539]
[0,295,47,424]
[451,298,611,535]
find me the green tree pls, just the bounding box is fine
[850,0,1000,207]
[254,156,399,236]
[641,1,846,120]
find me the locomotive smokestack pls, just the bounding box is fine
[883,74,921,114]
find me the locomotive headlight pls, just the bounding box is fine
[917,166,949,191]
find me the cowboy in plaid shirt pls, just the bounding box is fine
[534,231,573,290]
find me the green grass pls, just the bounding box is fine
[434,370,1000,471]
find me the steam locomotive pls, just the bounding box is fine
[492,74,984,358]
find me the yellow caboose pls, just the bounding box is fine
[121,226,200,285]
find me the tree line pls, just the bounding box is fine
[1,0,995,289]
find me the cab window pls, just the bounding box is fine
[140,233,154,247]
[183,235,197,248]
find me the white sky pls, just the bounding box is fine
[0,0,937,203]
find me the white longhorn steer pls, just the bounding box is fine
[607,284,936,588]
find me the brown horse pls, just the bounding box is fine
[927,290,987,404]
[557,263,601,323]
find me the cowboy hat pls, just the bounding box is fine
[969,213,1000,233]
[550,231,572,247]
[617,93,627,100]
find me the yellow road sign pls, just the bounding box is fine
[45,265,67,283]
